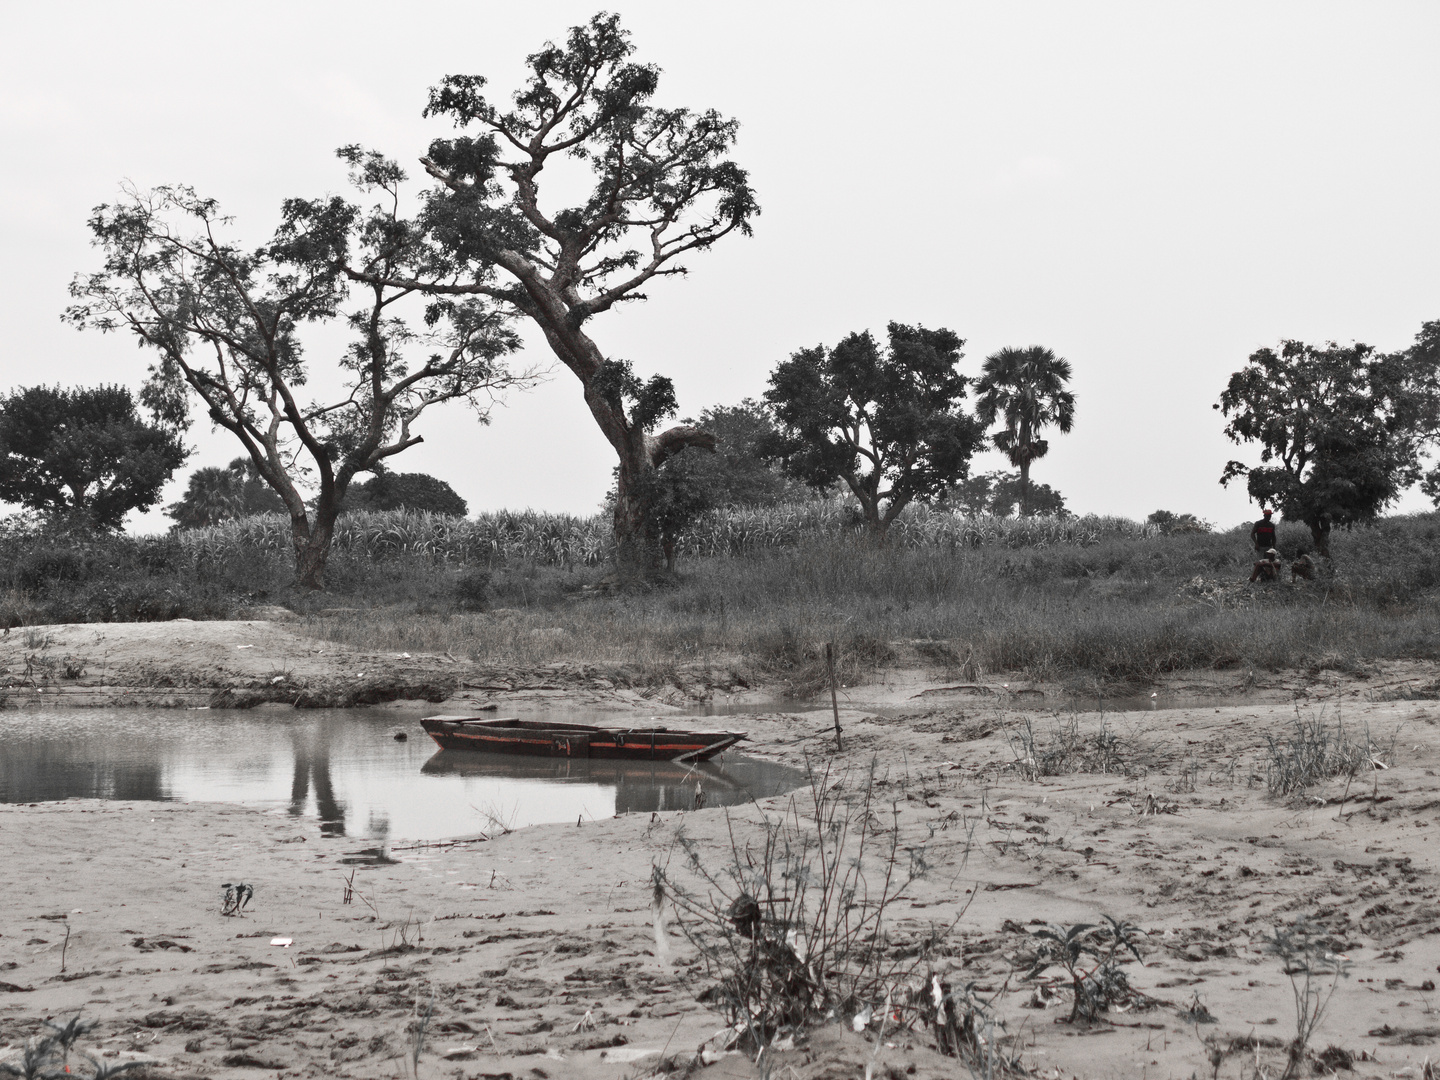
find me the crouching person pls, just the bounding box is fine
[1250,548,1282,583]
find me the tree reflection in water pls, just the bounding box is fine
[0,741,166,803]
[289,720,346,836]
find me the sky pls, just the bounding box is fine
[2,1,1438,532]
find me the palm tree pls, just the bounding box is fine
[974,346,1076,516]
[166,458,285,528]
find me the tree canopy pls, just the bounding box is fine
[337,13,758,576]
[345,467,469,516]
[167,457,286,528]
[0,384,187,530]
[67,154,532,587]
[765,323,985,538]
[974,346,1075,516]
[638,399,805,568]
[948,470,1067,517]
[1217,336,1439,556]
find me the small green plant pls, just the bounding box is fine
[1025,916,1145,1023]
[925,974,1023,1072]
[1264,922,1352,1079]
[22,628,52,650]
[1008,716,1134,780]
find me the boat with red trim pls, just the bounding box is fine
[419,715,746,761]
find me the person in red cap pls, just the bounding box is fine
[1250,508,1277,556]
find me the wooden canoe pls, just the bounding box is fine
[419,716,746,762]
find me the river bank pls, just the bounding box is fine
[4,617,1437,714]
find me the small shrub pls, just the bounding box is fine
[14,547,91,589]
[1025,916,1146,1022]
[659,759,932,1055]
[1009,717,1139,779]
[1264,921,1351,1079]
[453,568,492,611]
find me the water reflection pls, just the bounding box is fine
[0,739,167,803]
[420,751,803,814]
[288,722,346,836]
[0,708,806,840]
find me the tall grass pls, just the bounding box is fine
[295,538,1439,687]
[174,500,1157,568]
[2,506,1436,688]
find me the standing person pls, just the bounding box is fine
[1250,508,1277,555]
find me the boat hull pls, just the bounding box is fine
[420,716,745,762]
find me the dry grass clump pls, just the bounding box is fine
[1262,709,1392,797]
[658,760,926,1057]
[1007,716,1149,779]
[657,760,1023,1073]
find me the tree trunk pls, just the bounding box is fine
[846,476,889,543]
[1307,516,1332,561]
[612,440,663,579]
[292,504,338,590]
[1019,459,1031,517]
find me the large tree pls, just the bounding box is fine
[1217,337,1438,557]
[765,323,985,540]
[0,384,187,529]
[337,13,758,576]
[973,345,1076,517]
[67,153,531,588]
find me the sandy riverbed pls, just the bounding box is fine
[3,624,1440,1077]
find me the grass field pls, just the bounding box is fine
[2,505,1436,690]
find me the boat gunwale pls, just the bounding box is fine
[421,716,746,739]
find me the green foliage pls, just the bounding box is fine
[1218,334,1440,554]
[765,323,986,536]
[666,400,803,510]
[345,468,468,516]
[453,568,491,611]
[0,384,187,529]
[419,13,758,313]
[1262,711,1389,797]
[0,1013,139,1080]
[167,458,286,528]
[638,400,803,566]
[592,359,678,434]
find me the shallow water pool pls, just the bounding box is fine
[0,705,806,841]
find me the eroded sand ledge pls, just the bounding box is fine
[4,694,1440,1078]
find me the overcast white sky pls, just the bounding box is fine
[2,1,1437,532]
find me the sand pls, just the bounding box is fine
[3,623,1440,1077]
